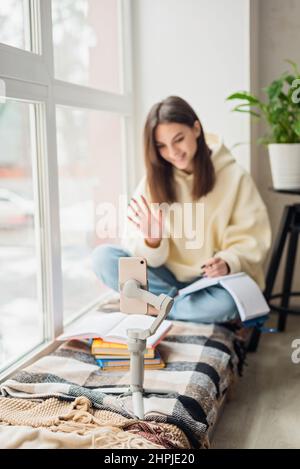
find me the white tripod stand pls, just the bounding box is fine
[96,278,174,419]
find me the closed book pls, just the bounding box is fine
[91,338,155,358]
[97,363,166,372]
[96,355,165,371]
[94,350,155,359]
[96,350,163,369]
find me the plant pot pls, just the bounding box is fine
[268,143,300,190]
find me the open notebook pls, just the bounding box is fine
[178,272,270,322]
[57,311,172,348]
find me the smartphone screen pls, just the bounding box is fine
[119,257,148,314]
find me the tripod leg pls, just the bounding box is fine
[278,227,299,331]
[247,327,261,352]
[265,205,293,300]
[132,391,144,419]
[128,337,146,419]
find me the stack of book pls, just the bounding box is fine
[91,338,165,371]
[57,311,172,372]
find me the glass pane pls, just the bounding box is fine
[52,0,122,93]
[0,100,44,370]
[0,0,31,51]
[56,106,123,321]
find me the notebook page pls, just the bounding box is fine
[57,311,124,340]
[106,314,172,347]
[178,277,218,296]
[220,275,270,321]
[178,272,244,296]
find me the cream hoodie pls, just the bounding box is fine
[121,135,272,290]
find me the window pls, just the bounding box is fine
[0,0,132,375]
[52,0,122,93]
[56,106,124,321]
[0,0,32,51]
[0,99,44,369]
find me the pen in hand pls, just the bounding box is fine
[201,253,230,278]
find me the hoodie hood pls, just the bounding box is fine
[205,133,236,173]
[173,133,236,180]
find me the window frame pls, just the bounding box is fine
[0,0,134,380]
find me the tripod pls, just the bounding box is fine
[96,278,174,419]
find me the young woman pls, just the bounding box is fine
[92,96,272,323]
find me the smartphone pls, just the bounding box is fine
[119,257,148,315]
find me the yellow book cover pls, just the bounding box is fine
[94,350,155,359]
[101,362,166,372]
[96,350,163,368]
[92,338,155,358]
[92,338,128,350]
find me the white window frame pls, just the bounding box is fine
[0,0,134,381]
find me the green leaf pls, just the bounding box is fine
[232,103,255,110]
[231,103,261,116]
[285,59,300,77]
[226,91,260,104]
[292,119,300,137]
[265,79,284,100]
[232,108,261,118]
[278,91,289,101]
[285,74,296,85]
[227,60,300,144]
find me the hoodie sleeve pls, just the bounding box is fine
[215,172,272,284]
[120,176,170,268]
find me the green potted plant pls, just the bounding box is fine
[226,60,300,190]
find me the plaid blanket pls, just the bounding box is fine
[0,320,245,449]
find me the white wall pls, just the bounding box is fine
[132,0,251,179]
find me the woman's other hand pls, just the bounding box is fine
[201,257,230,278]
[127,195,163,248]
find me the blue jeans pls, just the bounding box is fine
[92,244,239,324]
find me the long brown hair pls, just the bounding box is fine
[144,96,215,203]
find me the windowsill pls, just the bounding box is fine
[0,290,116,383]
[0,340,59,383]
